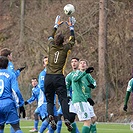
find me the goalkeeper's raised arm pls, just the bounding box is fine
[66,16,76,47]
[48,15,63,40]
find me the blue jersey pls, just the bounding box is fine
[26,85,40,104]
[27,85,47,107]
[27,68,47,107]
[38,68,46,92]
[36,68,58,117]
[8,61,20,78]
[38,88,46,107]
[0,69,24,107]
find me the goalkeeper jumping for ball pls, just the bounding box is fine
[44,15,76,132]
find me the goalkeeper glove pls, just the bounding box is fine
[66,16,76,30]
[54,15,63,29]
[24,101,28,105]
[87,98,95,106]
[18,66,25,72]
[67,96,71,103]
[88,84,95,89]
[123,105,127,112]
[19,106,26,118]
[85,67,94,73]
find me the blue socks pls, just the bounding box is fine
[48,125,54,133]
[39,120,49,133]
[15,130,23,133]
[10,126,15,133]
[0,129,4,133]
[10,126,23,133]
[56,120,62,133]
[34,120,39,130]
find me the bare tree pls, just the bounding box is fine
[19,0,25,44]
[97,0,108,102]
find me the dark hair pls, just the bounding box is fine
[0,56,9,69]
[31,78,38,82]
[43,56,48,59]
[71,57,79,61]
[55,33,64,46]
[42,56,48,64]
[0,48,12,57]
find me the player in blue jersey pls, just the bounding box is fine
[24,78,40,132]
[0,48,25,78]
[38,56,58,133]
[0,48,25,116]
[25,56,57,133]
[25,56,48,132]
[0,56,24,133]
[0,48,26,133]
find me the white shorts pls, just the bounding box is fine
[69,102,92,121]
[89,104,96,118]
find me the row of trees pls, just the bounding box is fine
[0,0,132,120]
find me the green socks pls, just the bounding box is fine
[90,124,97,133]
[71,122,76,133]
[71,123,97,133]
[82,126,90,133]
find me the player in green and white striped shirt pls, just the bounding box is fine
[78,59,97,133]
[66,63,96,133]
[123,78,133,112]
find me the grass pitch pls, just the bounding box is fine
[3,119,133,133]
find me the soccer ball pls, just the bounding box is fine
[64,4,75,15]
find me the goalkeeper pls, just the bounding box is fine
[123,78,133,112]
[44,15,76,132]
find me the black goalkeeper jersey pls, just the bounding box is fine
[47,36,75,74]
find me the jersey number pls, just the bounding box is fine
[54,51,59,63]
[0,79,4,97]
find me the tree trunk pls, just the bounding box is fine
[19,0,25,45]
[97,0,107,103]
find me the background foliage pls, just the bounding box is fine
[0,0,132,121]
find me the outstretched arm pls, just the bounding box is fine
[123,91,131,111]
[66,16,76,47]
[48,15,63,40]
[123,78,133,112]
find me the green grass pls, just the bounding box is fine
[3,120,133,133]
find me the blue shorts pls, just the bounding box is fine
[35,103,48,119]
[35,103,58,118]
[0,100,19,125]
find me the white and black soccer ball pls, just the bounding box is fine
[64,4,75,15]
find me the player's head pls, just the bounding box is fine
[78,59,88,71]
[55,33,64,46]
[71,57,79,71]
[31,78,38,87]
[43,56,48,68]
[0,48,12,61]
[0,56,9,69]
